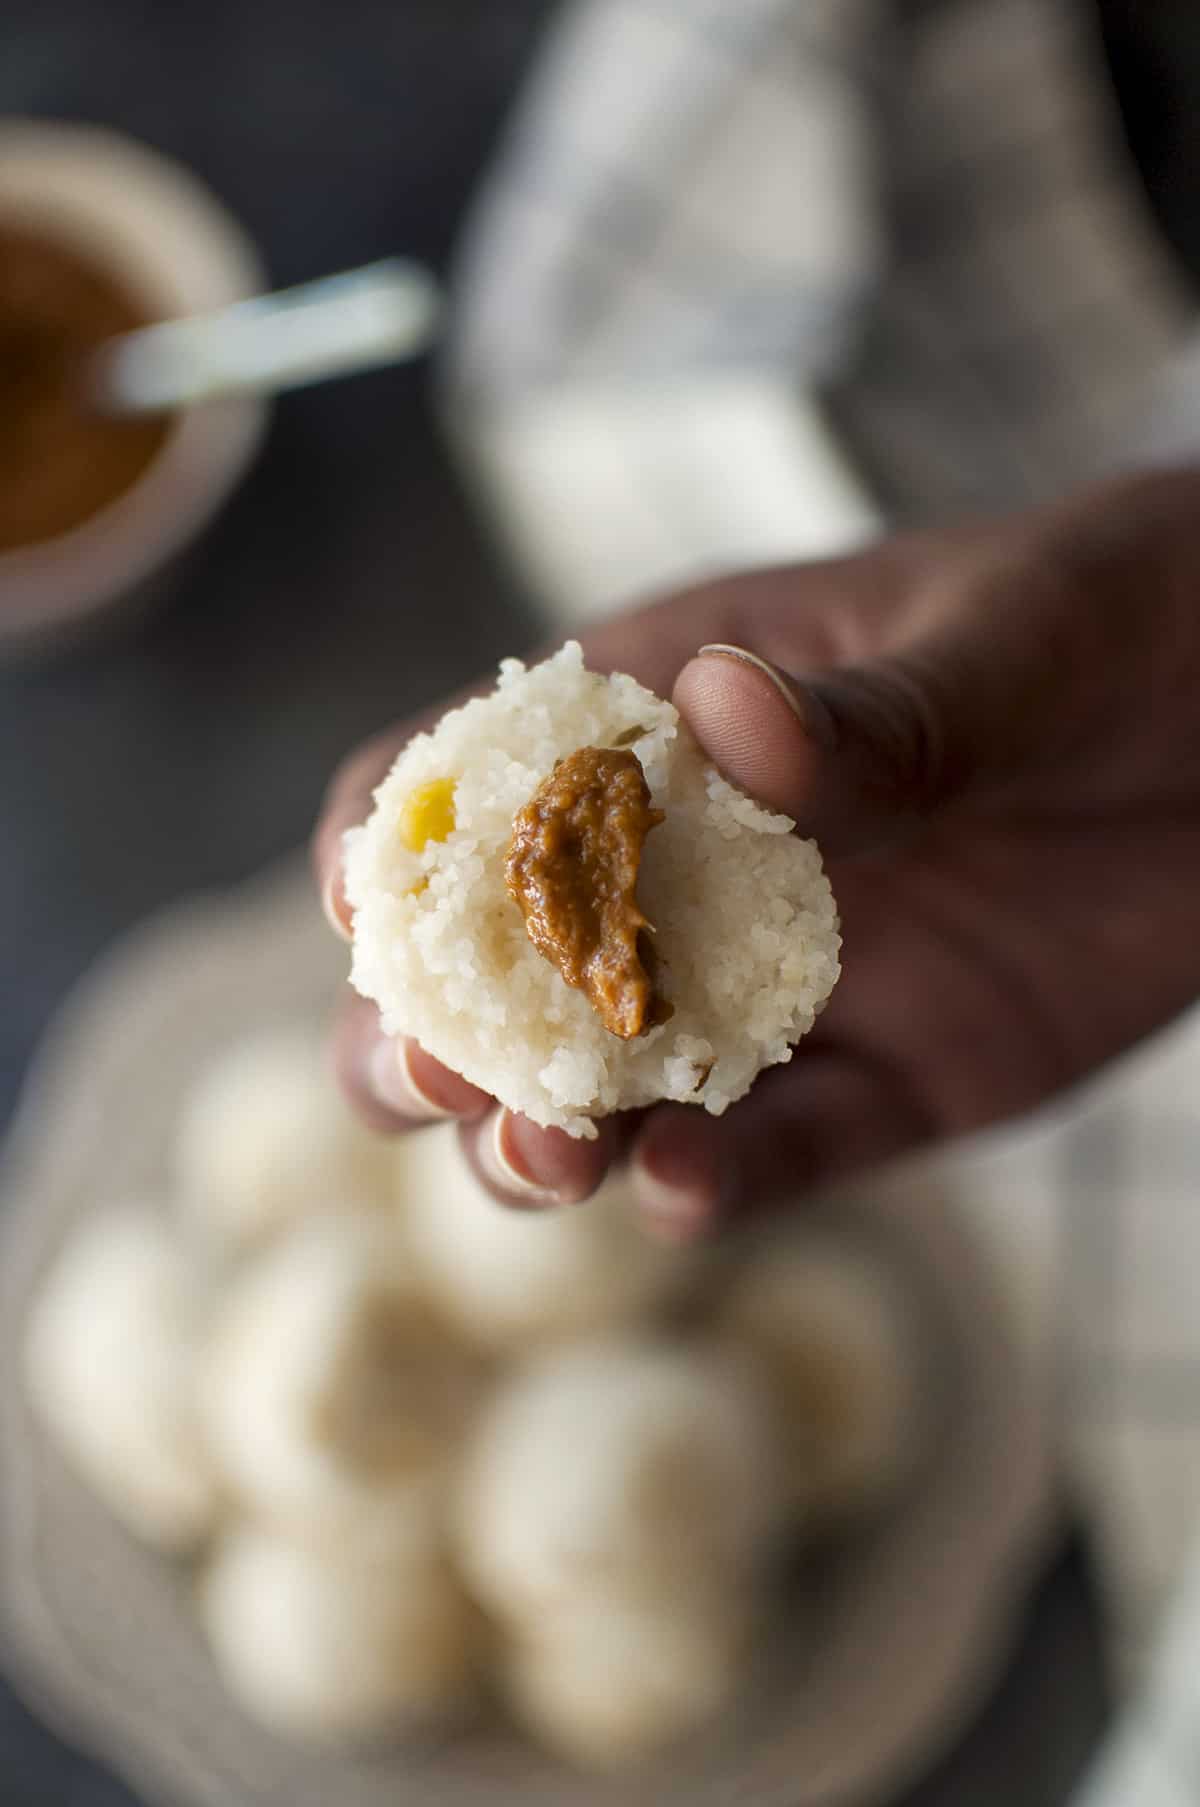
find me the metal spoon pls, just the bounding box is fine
[91,257,439,416]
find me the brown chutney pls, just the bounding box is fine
[505,746,674,1040]
[0,221,171,556]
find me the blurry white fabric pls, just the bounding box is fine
[445,376,879,622]
[446,0,888,621]
[450,0,885,396]
[953,1009,1200,1807]
[941,1011,1200,1679]
[1075,1525,1200,1806]
[827,0,1191,513]
[447,3,1200,1798]
[446,0,1191,622]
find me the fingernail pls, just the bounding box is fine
[482,1111,560,1203]
[697,644,837,751]
[322,871,353,944]
[368,1039,455,1120]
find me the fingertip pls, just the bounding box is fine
[312,721,416,943]
[464,1109,619,1209]
[510,1110,621,1205]
[321,865,353,943]
[334,993,492,1133]
[461,1110,557,1208]
[631,1105,730,1242]
[403,1042,492,1121]
[331,996,410,1135]
[633,1174,713,1244]
[673,648,823,822]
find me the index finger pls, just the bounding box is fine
[312,721,414,938]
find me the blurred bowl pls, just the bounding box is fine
[0,120,268,650]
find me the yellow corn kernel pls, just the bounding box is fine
[398,778,457,853]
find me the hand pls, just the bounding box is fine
[312,468,1200,1237]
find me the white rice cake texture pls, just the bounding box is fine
[345,642,840,1139]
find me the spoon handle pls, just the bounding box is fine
[93,258,439,415]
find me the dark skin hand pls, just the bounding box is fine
[312,467,1200,1239]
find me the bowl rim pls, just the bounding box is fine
[0,119,269,645]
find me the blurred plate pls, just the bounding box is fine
[0,858,1057,1807]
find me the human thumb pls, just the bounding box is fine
[673,635,1025,857]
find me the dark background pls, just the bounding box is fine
[6,0,1199,1799]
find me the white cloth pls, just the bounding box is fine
[944,1011,1200,1678]
[446,0,890,621]
[1075,1529,1200,1806]
[446,4,1200,1799]
[446,0,1190,618]
[826,0,1191,512]
[450,0,886,396]
[959,1007,1200,1807]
